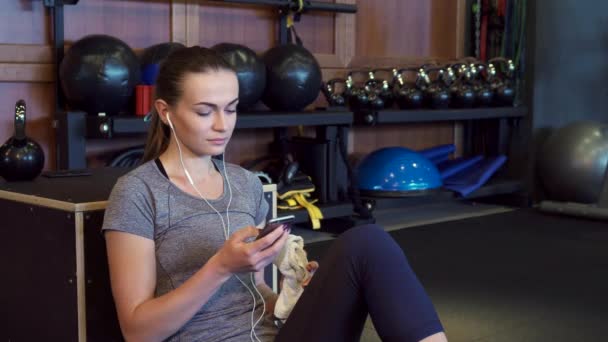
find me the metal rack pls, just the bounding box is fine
[44,0,528,226]
[45,0,359,226]
[45,0,358,170]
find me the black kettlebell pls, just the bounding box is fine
[488,57,516,106]
[364,72,385,110]
[0,100,45,181]
[448,63,475,108]
[321,78,346,107]
[370,69,395,108]
[469,63,494,107]
[392,68,424,109]
[420,67,451,109]
[345,71,369,111]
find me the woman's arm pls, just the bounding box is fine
[105,231,230,341]
[106,225,289,342]
[254,268,279,315]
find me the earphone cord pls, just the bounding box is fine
[171,126,266,342]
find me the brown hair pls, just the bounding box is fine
[142,46,235,163]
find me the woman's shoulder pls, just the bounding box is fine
[217,159,262,187]
[112,160,165,192]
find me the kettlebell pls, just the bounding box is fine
[488,57,516,106]
[392,68,424,109]
[321,78,346,107]
[363,71,385,110]
[345,71,369,111]
[469,63,494,107]
[420,67,451,109]
[448,63,475,108]
[0,100,45,181]
[370,69,395,108]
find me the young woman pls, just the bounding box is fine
[102,46,448,342]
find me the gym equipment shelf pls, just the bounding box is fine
[45,0,528,229]
[57,110,353,166]
[355,106,527,125]
[363,178,524,212]
[74,109,354,139]
[236,110,353,129]
[207,0,357,13]
[280,201,355,225]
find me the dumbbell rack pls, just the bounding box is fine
[45,0,359,226]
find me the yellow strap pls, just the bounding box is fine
[278,187,315,200]
[286,13,295,28]
[277,205,299,210]
[294,193,323,229]
[286,0,304,28]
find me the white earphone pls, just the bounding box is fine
[166,112,265,342]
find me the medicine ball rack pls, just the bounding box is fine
[45,0,359,226]
[46,0,528,226]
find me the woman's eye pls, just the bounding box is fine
[196,112,211,116]
[225,108,237,114]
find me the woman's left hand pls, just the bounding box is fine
[302,261,319,287]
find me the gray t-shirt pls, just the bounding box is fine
[102,159,277,342]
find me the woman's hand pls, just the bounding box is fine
[302,261,319,287]
[212,225,290,277]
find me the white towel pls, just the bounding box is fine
[272,234,310,321]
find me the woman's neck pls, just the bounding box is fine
[159,143,217,183]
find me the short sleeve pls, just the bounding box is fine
[252,174,270,226]
[101,175,155,240]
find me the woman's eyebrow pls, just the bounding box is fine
[193,98,239,107]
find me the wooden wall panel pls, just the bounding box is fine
[225,129,274,165]
[0,1,49,44]
[354,0,460,59]
[292,12,335,54]
[198,2,276,51]
[198,1,334,54]
[0,83,55,170]
[64,0,171,48]
[429,0,460,58]
[355,0,431,57]
[352,123,455,157]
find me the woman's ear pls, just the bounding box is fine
[154,99,170,124]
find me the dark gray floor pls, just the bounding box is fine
[303,209,608,342]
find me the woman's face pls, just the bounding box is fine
[170,69,239,157]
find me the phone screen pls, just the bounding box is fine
[256,215,295,240]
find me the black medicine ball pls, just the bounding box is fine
[140,42,186,66]
[261,44,322,111]
[212,43,266,110]
[60,34,140,116]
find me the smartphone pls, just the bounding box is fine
[256,215,295,240]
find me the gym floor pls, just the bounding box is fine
[299,204,608,342]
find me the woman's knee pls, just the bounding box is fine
[340,224,388,243]
[337,224,397,257]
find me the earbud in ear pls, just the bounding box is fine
[166,112,174,130]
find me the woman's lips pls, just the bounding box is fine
[208,138,227,145]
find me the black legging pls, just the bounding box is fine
[275,224,444,342]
